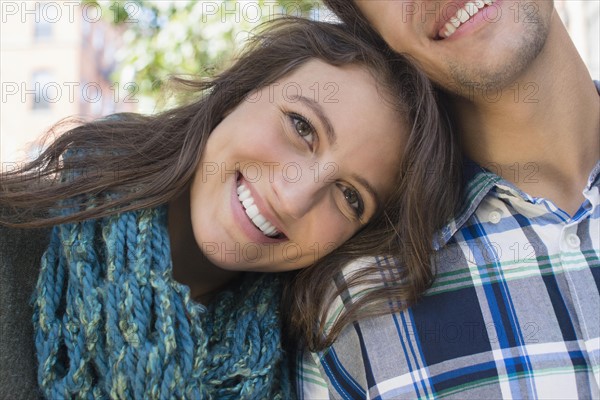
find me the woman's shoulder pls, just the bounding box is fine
[0,222,51,275]
[0,222,50,399]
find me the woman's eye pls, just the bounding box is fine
[338,184,364,217]
[290,114,315,147]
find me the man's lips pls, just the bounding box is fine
[435,0,496,39]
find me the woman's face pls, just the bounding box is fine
[190,60,406,272]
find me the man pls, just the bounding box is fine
[299,1,599,398]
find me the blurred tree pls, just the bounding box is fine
[85,0,323,108]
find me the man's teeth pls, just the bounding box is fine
[236,183,280,237]
[441,0,494,38]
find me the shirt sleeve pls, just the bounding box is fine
[298,309,420,400]
[0,223,50,399]
[296,257,388,400]
[296,346,333,400]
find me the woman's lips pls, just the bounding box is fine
[230,173,287,244]
[237,182,282,237]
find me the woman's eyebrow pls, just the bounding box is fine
[289,95,336,146]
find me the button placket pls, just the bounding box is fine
[566,233,581,249]
[489,210,502,224]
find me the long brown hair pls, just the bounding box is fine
[322,0,389,48]
[0,18,461,351]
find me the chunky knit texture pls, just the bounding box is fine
[32,206,291,399]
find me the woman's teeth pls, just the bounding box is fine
[237,183,281,238]
[440,0,495,38]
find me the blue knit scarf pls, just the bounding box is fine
[32,206,292,399]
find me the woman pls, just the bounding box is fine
[0,18,461,399]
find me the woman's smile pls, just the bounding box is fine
[232,172,288,244]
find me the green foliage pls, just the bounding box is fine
[86,1,322,103]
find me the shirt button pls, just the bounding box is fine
[566,233,581,248]
[489,211,502,224]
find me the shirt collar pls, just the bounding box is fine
[434,158,500,250]
[588,81,600,189]
[587,160,600,189]
[434,158,600,250]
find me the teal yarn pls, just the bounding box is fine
[32,206,292,399]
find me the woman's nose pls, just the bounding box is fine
[271,163,328,220]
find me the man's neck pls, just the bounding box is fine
[452,12,600,215]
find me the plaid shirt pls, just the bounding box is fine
[298,156,600,399]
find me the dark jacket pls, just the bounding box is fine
[0,224,50,399]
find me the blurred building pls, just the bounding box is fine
[556,0,600,80]
[1,0,598,164]
[0,1,134,164]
